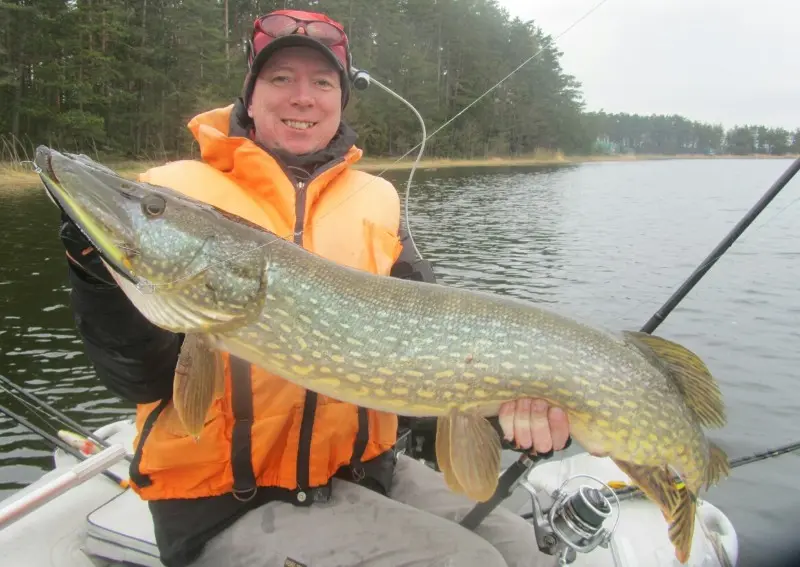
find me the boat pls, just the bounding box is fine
[0,417,738,567]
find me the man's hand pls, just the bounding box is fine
[498,399,570,455]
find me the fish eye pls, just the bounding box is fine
[142,195,166,218]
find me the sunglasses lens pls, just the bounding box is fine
[259,14,298,37]
[305,21,345,45]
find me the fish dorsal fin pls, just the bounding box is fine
[623,331,726,428]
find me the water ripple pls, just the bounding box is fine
[2,161,800,563]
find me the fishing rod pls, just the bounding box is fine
[594,438,800,504]
[641,156,800,334]
[0,403,127,530]
[505,437,800,563]
[458,157,800,559]
[0,402,128,488]
[0,373,132,463]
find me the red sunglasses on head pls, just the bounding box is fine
[248,11,350,69]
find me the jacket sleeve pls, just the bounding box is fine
[389,225,437,284]
[389,225,441,451]
[61,213,181,404]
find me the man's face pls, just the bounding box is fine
[248,46,342,156]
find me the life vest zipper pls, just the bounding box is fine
[293,181,306,245]
[291,163,368,500]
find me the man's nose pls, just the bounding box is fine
[289,81,315,106]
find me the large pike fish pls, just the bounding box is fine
[35,146,729,563]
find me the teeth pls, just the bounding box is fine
[283,120,315,130]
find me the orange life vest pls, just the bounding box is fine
[127,104,404,501]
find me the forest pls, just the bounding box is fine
[2,0,798,162]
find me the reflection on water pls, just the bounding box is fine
[2,159,800,564]
[402,166,570,304]
[0,188,135,493]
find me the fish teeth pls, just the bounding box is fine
[283,120,315,130]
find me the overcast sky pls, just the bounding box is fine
[497,0,797,130]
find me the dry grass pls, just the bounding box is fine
[0,159,168,191]
[3,150,798,192]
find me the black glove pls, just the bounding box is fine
[490,417,572,462]
[59,211,117,287]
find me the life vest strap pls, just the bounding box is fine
[296,390,317,493]
[350,407,370,480]
[129,398,171,488]
[230,356,257,501]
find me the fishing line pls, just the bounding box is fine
[605,439,800,501]
[63,0,613,292]
[464,156,800,531]
[0,384,68,436]
[309,0,612,260]
[610,159,800,328]
[0,402,127,487]
[516,438,800,523]
[0,374,125,460]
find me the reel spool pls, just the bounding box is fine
[520,473,621,566]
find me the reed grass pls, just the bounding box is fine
[2,135,797,192]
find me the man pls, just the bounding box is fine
[59,9,570,567]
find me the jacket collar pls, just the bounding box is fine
[188,98,360,182]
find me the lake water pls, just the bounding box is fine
[2,158,800,566]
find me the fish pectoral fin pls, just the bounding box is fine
[444,409,502,502]
[159,403,192,438]
[622,331,726,428]
[435,415,464,494]
[212,343,226,398]
[614,460,696,564]
[172,334,223,438]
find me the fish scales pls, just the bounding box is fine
[36,146,730,564]
[215,243,713,502]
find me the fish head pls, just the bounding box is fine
[35,146,268,333]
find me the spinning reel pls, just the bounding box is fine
[519,471,621,565]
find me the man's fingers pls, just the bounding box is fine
[498,401,515,441]
[514,399,533,449]
[529,399,553,454]
[548,406,570,451]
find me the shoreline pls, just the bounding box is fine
[2,152,798,191]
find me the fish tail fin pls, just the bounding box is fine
[615,460,696,564]
[622,331,726,428]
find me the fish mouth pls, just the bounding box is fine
[34,146,138,284]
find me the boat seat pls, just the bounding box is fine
[79,427,416,566]
[84,488,164,567]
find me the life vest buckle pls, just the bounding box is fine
[310,485,331,503]
[232,486,257,502]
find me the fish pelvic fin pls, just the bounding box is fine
[172,333,224,438]
[435,414,464,495]
[435,409,501,502]
[705,442,731,489]
[623,331,726,428]
[615,460,696,564]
